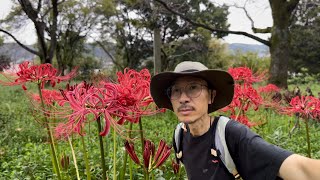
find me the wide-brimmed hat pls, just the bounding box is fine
[150,61,235,113]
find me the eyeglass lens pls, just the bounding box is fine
[169,83,206,100]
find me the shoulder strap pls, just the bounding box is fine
[215,116,239,178]
[173,122,184,163]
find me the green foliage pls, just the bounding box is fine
[76,56,102,80]
[205,38,231,69]
[288,67,320,85]
[229,51,270,73]
[289,0,320,75]
[0,36,11,71]
[0,54,11,71]
[98,0,117,16]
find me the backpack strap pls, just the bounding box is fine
[173,122,186,163]
[215,116,240,178]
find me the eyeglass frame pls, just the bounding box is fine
[166,83,210,100]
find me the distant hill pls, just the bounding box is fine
[0,42,269,64]
[228,43,269,57]
[0,43,36,63]
[0,43,114,65]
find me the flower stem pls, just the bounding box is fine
[129,157,133,180]
[305,119,311,158]
[37,84,61,179]
[145,171,150,180]
[139,117,145,153]
[119,123,133,180]
[81,135,91,180]
[235,100,246,120]
[96,117,107,180]
[113,128,117,180]
[68,137,80,180]
[139,117,148,178]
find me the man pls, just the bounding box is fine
[150,61,320,180]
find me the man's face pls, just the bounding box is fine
[169,76,215,124]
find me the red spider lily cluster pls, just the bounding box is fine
[53,69,162,138]
[221,67,266,127]
[125,139,171,172]
[0,61,77,90]
[1,61,163,139]
[282,95,320,121]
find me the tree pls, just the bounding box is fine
[206,38,231,69]
[55,0,98,74]
[154,0,301,88]
[0,36,11,71]
[289,0,320,75]
[0,55,11,71]
[156,0,229,71]
[0,0,59,64]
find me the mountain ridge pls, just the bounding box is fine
[0,42,269,63]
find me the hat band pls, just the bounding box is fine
[179,69,200,73]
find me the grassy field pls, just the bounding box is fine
[0,79,319,179]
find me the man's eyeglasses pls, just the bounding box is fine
[166,83,208,100]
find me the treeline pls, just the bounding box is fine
[0,0,319,85]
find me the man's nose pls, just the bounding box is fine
[179,91,190,103]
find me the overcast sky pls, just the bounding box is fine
[0,0,272,45]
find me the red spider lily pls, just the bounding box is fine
[282,96,320,120]
[258,84,280,93]
[55,82,111,136]
[125,139,171,172]
[258,84,282,109]
[54,80,136,137]
[115,69,156,118]
[172,159,180,174]
[230,84,262,111]
[311,99,320,121]
[0,61,77,90]
[230,115,256,128]
[97,68,162,125]
[54,123,75,140]
[32,89,64,105]
[220,71,263,127]
[228,67,264,84]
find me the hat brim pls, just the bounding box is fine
[150,70,234,113]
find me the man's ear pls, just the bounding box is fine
[208,90,216,105]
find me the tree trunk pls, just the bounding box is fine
[268,0,299,88]
[269,27,290,88]
[153,28,162,74]
[56,44,65,75]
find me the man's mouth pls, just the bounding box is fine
[178,106,194,115]
[179,108,193,111]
